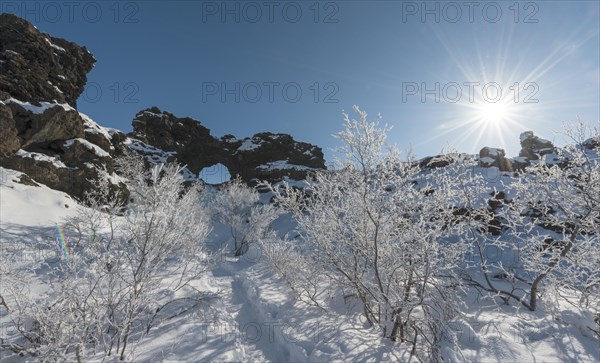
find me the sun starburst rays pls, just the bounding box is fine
[413,20,596,155]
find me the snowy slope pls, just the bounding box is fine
[0,168,79,226]
[1,166,599,362]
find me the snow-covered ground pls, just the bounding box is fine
[1,166,599,362]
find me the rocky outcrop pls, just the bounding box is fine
[519,131,555,160]
[0,14,325,194]
[0,14,126,202]
[478,147,513,171]
[0,150,127,203]
[130,107,225,173]
[419,155,453,169]
[4,15,324,206]
[0,13,95,107]
[229,132,325,182]
[4,100,85,148]
[130,107,326,183]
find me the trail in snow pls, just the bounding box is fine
[215,254,293,363]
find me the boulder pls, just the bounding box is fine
[478,147,513,171]
[519,131,555,160]
[4,100,85,148]
[511,156,530,170]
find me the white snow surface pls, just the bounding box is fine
[1,166,599,362]
[0,168,79,226]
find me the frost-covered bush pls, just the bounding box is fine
[454,122,599,332]
[4,154,213,361]
[213,177,278,256]
[263,106,470,360]
[503,123,600,312]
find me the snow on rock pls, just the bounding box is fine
[484,147,503,157]
[256,160,314,171]
[104,127,124,136]
[63,138,110,158]
[78,112,115,151]
[44,37,66,52]
[513,156,529,163]
[79,112,112,140]
[47,80,63,94]
[3,49,19,56]
[125,137,177,163]
[520,131,556,160]
[15,149,68,169]
[479,147,513,171]
[479,156,496,166]
[222,135,239,143]
[237,138,264,152]
[124,137,197,181]
[4,98,75,114]
[1,97,85,149]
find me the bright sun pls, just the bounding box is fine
[478,102,510,124]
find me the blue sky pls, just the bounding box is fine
[3,1,599,162]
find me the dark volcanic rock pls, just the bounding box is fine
[130,107,326,182]
[0,13,95,107]
[131,107,225,173]
[0,14,322,200]
[5,101,85,148]
[519,131,555,160]
[59,138,113,171]
[479,147,513,171]
[419,155,453,169]
[0,102,20,157]
[232,132,325,181]
[0,152,126,203]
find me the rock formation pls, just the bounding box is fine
[130,107,325,183]
[519,131,555,160]
[0,14,325,203]
[0,13,95,107]
[478,147,513,171]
